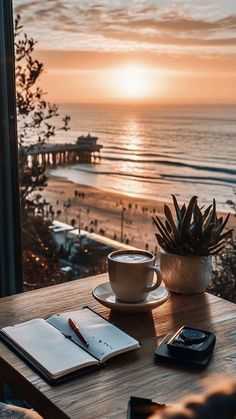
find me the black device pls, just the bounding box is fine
[155,326,216,367]
[127,397,166,419]
[167,326,216,358]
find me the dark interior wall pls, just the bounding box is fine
[0,0,23,296]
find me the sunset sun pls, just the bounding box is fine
[119,67,150,98]
[111,66,154,100]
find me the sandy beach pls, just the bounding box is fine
[42,175,235,253]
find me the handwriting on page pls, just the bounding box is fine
[89,335,114,352]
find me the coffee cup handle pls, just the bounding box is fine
[144,266,163,292]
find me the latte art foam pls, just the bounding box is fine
[112,253,152,263]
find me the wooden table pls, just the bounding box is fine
[0,273,235,418]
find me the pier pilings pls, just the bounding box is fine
[24,143,102,167]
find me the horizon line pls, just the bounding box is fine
[54,101,236,107]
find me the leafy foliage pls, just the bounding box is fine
[22,215,67,289]
[208,192,236,303]
[15,16,70,288]
[209,236,236,303]
[15,15,70,213]
[153,195,232,256]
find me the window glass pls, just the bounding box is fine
[13,1,236,301]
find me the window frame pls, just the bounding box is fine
[0,0,23,296]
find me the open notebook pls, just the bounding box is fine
[0,307,140,384]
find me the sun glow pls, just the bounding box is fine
[111,65,155,100]
[120,67,149,98]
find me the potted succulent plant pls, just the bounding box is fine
[153,195,233,294]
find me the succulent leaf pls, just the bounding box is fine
[203,222,216,242]
[204,207,216,230]
[181,196,198,236]
[153,196,231,256]
[180,204,186,219]
[203,204,212,221]
[171,194,182,225]
[210,228,232,244]
[210,246,225,256]
[212,199,217,224]
[211,213,230,240]
[164,204,179,240]
[193,204,203,239]
[216,229,233,242]
[153,216,175,246]
[155,233,166,248]
[165,220,172,234]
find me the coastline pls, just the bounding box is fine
[42,174,236,252]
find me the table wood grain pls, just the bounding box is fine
[0,273,235,419]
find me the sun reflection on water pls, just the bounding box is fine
[117,119,146,196]
[123,120,143,152]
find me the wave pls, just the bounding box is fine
[103,149,236,166]
[104,147,236,163]
[103,147,183,157]
[73,166,158,181]
[161,173,236,185]
[71,165,236,187]
[101,156,236,176]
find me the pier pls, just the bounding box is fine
[24,134,102,166]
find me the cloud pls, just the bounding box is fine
[100,28,236,48]
[127,13,236,33]
[13,0,236,55]
[14,0,61,17]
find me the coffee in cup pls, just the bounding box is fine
[108,250,162,303]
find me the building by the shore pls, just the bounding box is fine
[50,220,137,280]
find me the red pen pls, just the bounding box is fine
[68,318,89,347]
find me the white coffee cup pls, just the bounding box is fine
[108,250,162,303]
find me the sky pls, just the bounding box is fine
[14,0,236,105]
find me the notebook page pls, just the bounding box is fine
[1,318,98,378]
[47,308,140,363]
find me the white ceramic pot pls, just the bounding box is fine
[160,251,212,294]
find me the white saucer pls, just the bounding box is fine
[92,282,169,313]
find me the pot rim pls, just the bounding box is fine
[160,249,212,259]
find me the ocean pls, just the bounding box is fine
[50,104,236,212]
